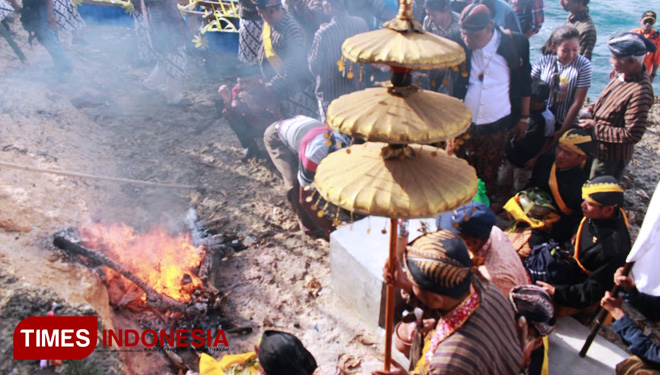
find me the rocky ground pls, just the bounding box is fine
[0,15,659,375]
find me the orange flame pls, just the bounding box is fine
[79,221,205,302]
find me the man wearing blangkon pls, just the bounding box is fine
[578,32,655,181]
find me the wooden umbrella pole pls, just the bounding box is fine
[579,262,635,357]
[384,217,398,371]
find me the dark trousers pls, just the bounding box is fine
[35,6,72,73]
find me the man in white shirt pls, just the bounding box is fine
[450,3,531,204]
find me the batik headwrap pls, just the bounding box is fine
[405,230,473,299]
[509,285,556,336]
[582,176,624,207]
[258,330,317,375]
[558,129,592,157]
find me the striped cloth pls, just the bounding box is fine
[287,0,325,44]
[591,70,654,161]
[565,8,596,60]
[297,126,350,186]
[426,285,524,375]
[258,12,318,118]
[531,53,591,124]
[53,0,85,32]
[308,14,369,117]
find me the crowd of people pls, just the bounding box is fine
[2,0,660,374]
[213,0,659,374]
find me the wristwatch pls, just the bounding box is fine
[519,116,531,125]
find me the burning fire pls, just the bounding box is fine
[79,221,205,302]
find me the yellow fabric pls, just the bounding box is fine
[199,352,259,375]
[573,208,629,276]
[262,23,283,74]
[581,183,624,201]
[503,195,561,230]
[542,336,549,375]
[548,163,572,216]
[573,218,593,276]
[558,133,591,156]
[414,329,435,375]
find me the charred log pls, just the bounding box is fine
[53,235,205,316]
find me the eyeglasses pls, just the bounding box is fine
[643,19,655,25]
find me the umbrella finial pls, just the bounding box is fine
[383,0,423,32]
[397,0,414,21]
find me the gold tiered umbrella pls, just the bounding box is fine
[340,0,465,69]
[312,0,477,371]
[326,86,471,144]
[314,143,477,218]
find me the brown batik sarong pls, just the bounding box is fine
[617,356,660,375]
[453,115,512,200]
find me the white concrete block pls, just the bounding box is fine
[548,317,628,374]
[329,217,437,328]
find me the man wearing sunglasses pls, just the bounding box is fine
[631,10,660,82]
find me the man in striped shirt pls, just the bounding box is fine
[308,0,368,121]
[578,32,655,181]
[379,230,523,375]
[560,0,596,60]
[255,0,318,119]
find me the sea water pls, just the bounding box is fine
[528,0,660,100]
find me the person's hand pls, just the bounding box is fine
[217,85,231,106]
[372,359,409,375]
[383,256,408,290]
[237,91,257,109]
[601,291,625,320]
[513,119,528,141]
[578,119,596,131]
[524,156,539,170]
[614,267,636,293]
[536,281,556,297]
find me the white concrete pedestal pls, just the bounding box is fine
[330,217,630,373]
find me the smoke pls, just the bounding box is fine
[0,4,240,233]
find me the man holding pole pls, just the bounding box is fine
[377,230,522,375]
[598,179,660,373]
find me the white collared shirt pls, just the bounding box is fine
[464,29,511,125]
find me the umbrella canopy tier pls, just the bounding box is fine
[341,29,465,70]
[313,143,478,219]
[326,87,472,144]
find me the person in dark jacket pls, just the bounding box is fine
[526,128,592,245]
[449,3,531,202]
[602,266,660,374]
[536,176,631,317]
